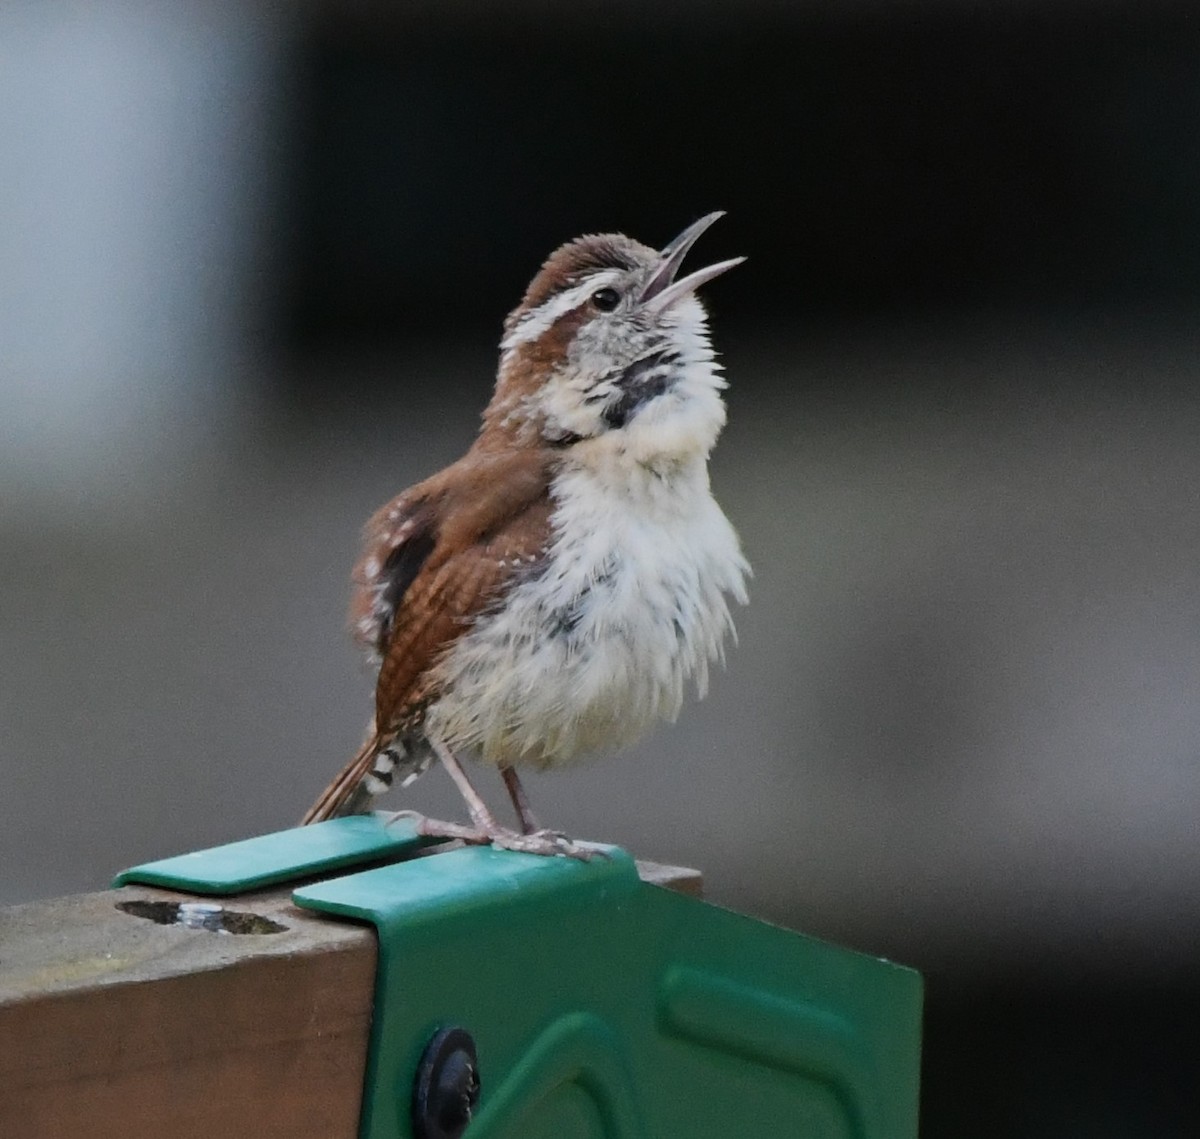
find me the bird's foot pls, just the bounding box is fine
[490,828,608,860]
[387,810,483,843]
[386,811,602,860]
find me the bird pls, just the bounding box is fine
[302,212,750,857]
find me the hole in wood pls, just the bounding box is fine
[116,899,287,935]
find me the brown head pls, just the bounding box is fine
[481,213,743,457]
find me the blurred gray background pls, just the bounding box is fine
[3,1,1198,1134]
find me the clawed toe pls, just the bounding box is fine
[388,812,488,843]
[491,829,569,856]
[526,827,569,845]
[385,809,422,826]
[385,811,603,860]
[492,829,606,860]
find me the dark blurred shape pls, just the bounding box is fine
[283,4,1200,353]
[922,978,1198,1139]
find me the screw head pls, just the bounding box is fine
[412,1026,480,1139]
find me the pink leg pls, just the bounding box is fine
[385,740,598,860]
[500,766,542,835]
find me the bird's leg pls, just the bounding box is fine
[500,765,541,835]
[430,738,504,833]
[498,763,602,858]
[497,765,587,850]
[390,741,597,859]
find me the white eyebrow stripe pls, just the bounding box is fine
[501,270,623,349]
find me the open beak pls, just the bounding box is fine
[639,211,745,314]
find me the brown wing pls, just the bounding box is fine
[349,489,439,659]
[375,445,555,726]
[304,446,555,822]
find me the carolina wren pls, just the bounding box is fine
[303,212,749,857]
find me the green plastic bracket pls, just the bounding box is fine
[113,814,433,894]
[117,819,923,1138]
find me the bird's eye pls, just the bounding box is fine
[591,287,621,312]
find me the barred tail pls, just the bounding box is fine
[301,732,430,824]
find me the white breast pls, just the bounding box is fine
[425,454,749,768]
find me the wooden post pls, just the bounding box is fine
[0,862,701,1139]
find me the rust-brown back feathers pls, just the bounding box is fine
[302,444,557,822]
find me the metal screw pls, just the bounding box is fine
[412,1026,480,1139]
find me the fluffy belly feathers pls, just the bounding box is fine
[425,467,748,767]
